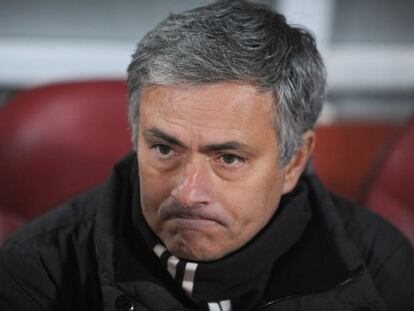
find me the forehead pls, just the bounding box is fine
[139,83,274,130]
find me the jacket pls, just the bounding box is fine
[1,152,413,310]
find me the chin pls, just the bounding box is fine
[164,235,224,262]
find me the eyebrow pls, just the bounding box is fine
[143,128,186,148]
[199,141,252,153]
[143,127,256,154]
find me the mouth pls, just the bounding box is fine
[165,216,220,231]
[159,205,229,228]
[165,212,223,224]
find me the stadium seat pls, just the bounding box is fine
[0,80,131,224]
[363,115,414,245]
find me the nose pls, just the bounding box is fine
[171,156,212,207]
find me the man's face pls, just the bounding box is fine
[137,82,290,261]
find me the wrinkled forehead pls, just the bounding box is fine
[139,83,275,130]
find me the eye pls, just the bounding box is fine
[151,144,175,158]
[219,154,245,167]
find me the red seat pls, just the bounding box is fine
[0,209,24,245]
[314,123,397,202]
[364,115,414,245]
[0,80,131,224]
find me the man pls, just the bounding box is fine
[1,0,413,310]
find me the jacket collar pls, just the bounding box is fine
[131,170,311,309]
[263,172,365,302]
[93,152,368,308]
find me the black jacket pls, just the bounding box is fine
[1,152,413,311]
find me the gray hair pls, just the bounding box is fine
[127,0,326,165]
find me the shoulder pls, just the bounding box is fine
[3,186,100,252]
[304,173,413,308]
[330,193,414,309]
[330,193,412,266]
[0,186,104,310]
[0,183,105,274]
[0,152,137,309]
[3,151,137,252]
[304,173,412,263]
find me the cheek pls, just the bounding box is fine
[220,171,283,230]
[224,189,276,225]
[138,166,174,225]
[138,148,175,195]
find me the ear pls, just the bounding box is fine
[281,130,316,194]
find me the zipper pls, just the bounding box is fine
[254,265,366,310]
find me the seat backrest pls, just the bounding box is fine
[0,80,131,219]
[364,115,414,245]
[314,123,397,202]
[0,209,24,245]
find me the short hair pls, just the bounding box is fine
[127,0,326,165]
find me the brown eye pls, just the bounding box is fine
[151,144,176,159]
[156,144,172,155]
[220,154,245,167]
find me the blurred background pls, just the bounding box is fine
[0,0,413,243]
[1,0,414,117]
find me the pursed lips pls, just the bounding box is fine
[158,203,229,227]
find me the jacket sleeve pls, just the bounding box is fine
[0,242,58,311]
